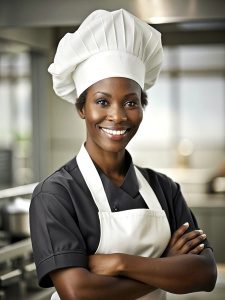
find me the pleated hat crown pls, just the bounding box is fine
[48,9,163,103]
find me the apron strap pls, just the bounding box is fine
[134,166,162,211]
[77,143,162,212]
[77,143,111,212]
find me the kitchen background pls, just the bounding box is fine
[0,0,224,299]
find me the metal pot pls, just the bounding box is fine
[1,197,30,237]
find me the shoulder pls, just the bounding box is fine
[31,155,79,203]
[136,165,179,195]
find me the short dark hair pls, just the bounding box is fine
[75,88,148,110]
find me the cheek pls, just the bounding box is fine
[130,109,143,126]
[85,108,105,125]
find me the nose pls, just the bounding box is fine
[106,105,127,123]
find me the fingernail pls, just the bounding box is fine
[197,230,203,234]
[183,222,189,226]
[201,234,206,238]
[200,244,205,248]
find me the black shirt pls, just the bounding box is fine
[95,152,148,212]
[29,152,211,288]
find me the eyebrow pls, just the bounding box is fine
[93,92,139,99]
[93,92,112,97]
[123,93,139,99]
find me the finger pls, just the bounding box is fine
[188,243,205,255]
[169,222,190,247]
[180,234,206,254]
[173,229,203,250]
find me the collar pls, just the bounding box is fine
[95,150,139,198]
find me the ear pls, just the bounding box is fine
[76,98,85,119]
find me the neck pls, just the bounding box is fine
[85,141,127,184]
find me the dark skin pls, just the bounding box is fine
[89,228,216,294]
[77,77,144,186]
[50,77,217,300]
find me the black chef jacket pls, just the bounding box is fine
[29,151,211,288]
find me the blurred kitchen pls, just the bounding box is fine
[0,0,224,299]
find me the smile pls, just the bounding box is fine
[101,128,127,136]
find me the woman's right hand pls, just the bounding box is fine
[163,222,206,257]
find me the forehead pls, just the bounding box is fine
[87,77,141,95]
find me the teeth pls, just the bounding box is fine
[102,128,126,135]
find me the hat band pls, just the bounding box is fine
[73,51,145,97]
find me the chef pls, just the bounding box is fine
[29,8,217,300]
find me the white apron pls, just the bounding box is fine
[51,144,171,300]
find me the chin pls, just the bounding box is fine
[99,140,129,153]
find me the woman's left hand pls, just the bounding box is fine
[88,253,121,277]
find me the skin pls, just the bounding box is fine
[50,77,217,300]
[89,225,217,294]
[77,77,143,185]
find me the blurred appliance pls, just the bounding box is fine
[0,184,54,300]
[1,198,30,237]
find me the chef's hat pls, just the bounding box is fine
[48,9,163,104]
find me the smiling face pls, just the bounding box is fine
[77,77,143,155]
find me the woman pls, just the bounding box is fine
[29,9,217,300]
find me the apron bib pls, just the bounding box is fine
[51,144,171,300]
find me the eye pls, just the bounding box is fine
[125,100,138,108]
[95,99,109,106]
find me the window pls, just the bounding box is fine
[0,51,32,188]
[127,45,225,169]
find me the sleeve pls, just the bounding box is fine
[29,190,88,288]
[170,179,212,250]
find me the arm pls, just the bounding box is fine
[50,268,155,300]
[118,248,216,294]
[50,224,207,300]
[89,223,217,295]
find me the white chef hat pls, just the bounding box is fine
[48,8,163,104]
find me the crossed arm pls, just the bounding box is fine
[50,223,217,300]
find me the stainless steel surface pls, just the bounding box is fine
[0,269,22,287]
[2,212,30,237]
[0,236,55,300]
[0,237,46,300]
[1,198,30,237]
[0,184,36,237]
[23,263,36,279]
[0,183,37,200]
[0,238,31,264]
[0,0,224,27]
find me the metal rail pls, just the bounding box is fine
[0,183,38,200]
[0,238,32,263]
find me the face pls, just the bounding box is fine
[77,77,143,154]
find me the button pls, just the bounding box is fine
[113,205,118,211]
